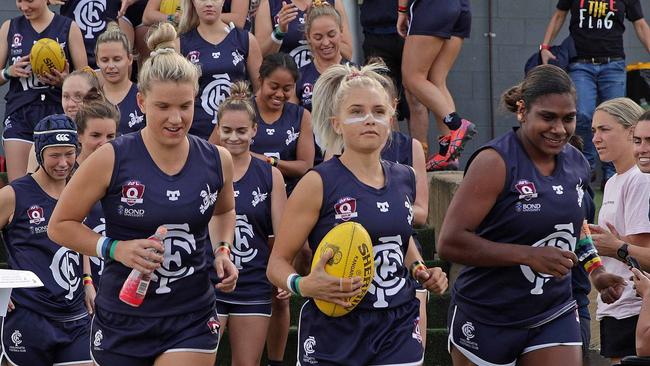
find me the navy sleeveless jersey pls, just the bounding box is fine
[267,0,335,68]
[2,175,86,321]
[360,0,398,32]
[296,58,351,112]
[97,132,224,317]
[210,157,274,303]
[4,14,72,116]
[452,128,590,328]
[251,101,303,192]
[308,157,416,310]
[181,27,250,140]
[83,201,105,282]
[116,83,146,135]
[60,0,120,68]
[381,131,413,166]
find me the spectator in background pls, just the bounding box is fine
[541,0,650,182]
[359,0,429,158]
[631,267,650,356]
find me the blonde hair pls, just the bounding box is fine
[178,0,200,35]
[95,21,132,57]
[75,90,120,134]
[304,0,342,38]
[138,22,200,95]
[595,97,645,129]
[312,63,394,155]
[217,80,256,124]
[64,66,101,91]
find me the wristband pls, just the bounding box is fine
[273,25,286,37]
[266,156,279,167]
[3,66,12,80]
[213,241,232,256]
[108,240,119,260]
[398,5,408,13]
[96,236,113,259]
[539,44,551,51]
[292,275,302,297]
[409,260,427,280]
[286,273,299,295]
[83,274,93,286]
[271,31,284,45]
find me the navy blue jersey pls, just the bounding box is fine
[2,175,86,321]
[4,14,72,116]
[308,156,416,311]
[381,131,413,166]
[116,83,145,135]
[60,0,120,68]
[251,101,303,192]
[359,0,398,33]
[210,157,273,303]
[181,27,250,140]
[83,201,105,283]
[267,0,331,68]
[96,132,223,317]
[453,128,590,328]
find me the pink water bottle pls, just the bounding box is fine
[119,226,167,307]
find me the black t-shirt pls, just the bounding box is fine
[557,0,644,58]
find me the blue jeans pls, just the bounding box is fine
[569,59,626,180]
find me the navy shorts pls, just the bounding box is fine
[3,102,63,143]
[408,0,472,39]
[1,306,91,366]
[215,300,272,317]
[448,302,582,365]
[90,305,220,366]
[297,298,424,365]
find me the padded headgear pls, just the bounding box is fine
[33,114,78,166]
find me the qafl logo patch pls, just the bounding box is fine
[334,197,358,221]
[27,205,45,225]
[121,180,145,206]
[515,179,538,201]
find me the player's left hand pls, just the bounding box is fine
[591,267,627,304]
[214,252,238,292]
[38,62,68,87]
[276,287,291,300]
[396,12,409,38]
[589,223,624,258]
[415,267,448,295]
[84,283,96,315]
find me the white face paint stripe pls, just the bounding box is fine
[342,113,390,126]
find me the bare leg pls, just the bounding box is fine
[154,351,216,366]
[416,290,428,349]
[450,344,477,366]
[518,345,581,366]
[229,315,270,366]
[4,140,32,182]
[403,88,429,153]
[266,294,290,363]
[428,36,464,135]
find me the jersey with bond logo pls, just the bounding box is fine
[97,132,224,317]
[210,157,273,304]
[381,131,413,166]
[268,0,336,68]
[4,14,72,117]
[308,156,416,310]
[180,27,249,140]
[2,175,86,321]
[60,0,120,68]
[116,83,145,135]
[83,201,105,284]
[453,128,590,328]
[251,101,303,193]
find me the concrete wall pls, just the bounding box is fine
[1,1,649,159]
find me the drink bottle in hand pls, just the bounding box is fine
[119,226,167,307]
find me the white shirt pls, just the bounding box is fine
[597,165,650,320]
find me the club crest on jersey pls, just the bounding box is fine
[520,223,576,295]
[73,0,107,39]
[8,330,24,353]
[233,214,257,269]
[11,33,22,48]
[49,247,81,300]
[286,127,299,146]
[515,179,538,201]
[201,73,232,118]
[368,235,406,308]
[251,187,268,207]
[334,197,358,221]
[199,184,218,214]
[303,336,317,364]
[128,110,144,128]
[121,180,145,206]
[27,205,45,225]
[187,50,201,64]
[232,49,244,66]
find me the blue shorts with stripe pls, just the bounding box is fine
[408,0,471,39]
[3,102,62,143]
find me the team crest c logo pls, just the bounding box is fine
[49,247,81,300]
[27,205,45,225]
[232,214,257,269]
[334,197,358,221]
[93,329,103,348]
[73,0,107,39]
[368,235,406,308]
[121,180,145,206]
[515,179,538,201]
[462,321,475,340]
[152,223,198,294]
[207,317,220,334]
[520,223,576,295]
[11,330,21,347]
[11,33,22,48]
[187,50,200,64]
[201,73,232,119]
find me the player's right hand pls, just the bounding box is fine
[277,2,299,33]
[300,248,362,307]
[84,283,97,315]
[396,13,409,38]
[526,246,577,278]
[113,238,164,275]
[8,56,31,79]
[540,49,557,65]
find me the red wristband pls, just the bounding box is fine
[539,44,551,51]
[398,5,408,13]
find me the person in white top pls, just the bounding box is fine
[590,97,650,364]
